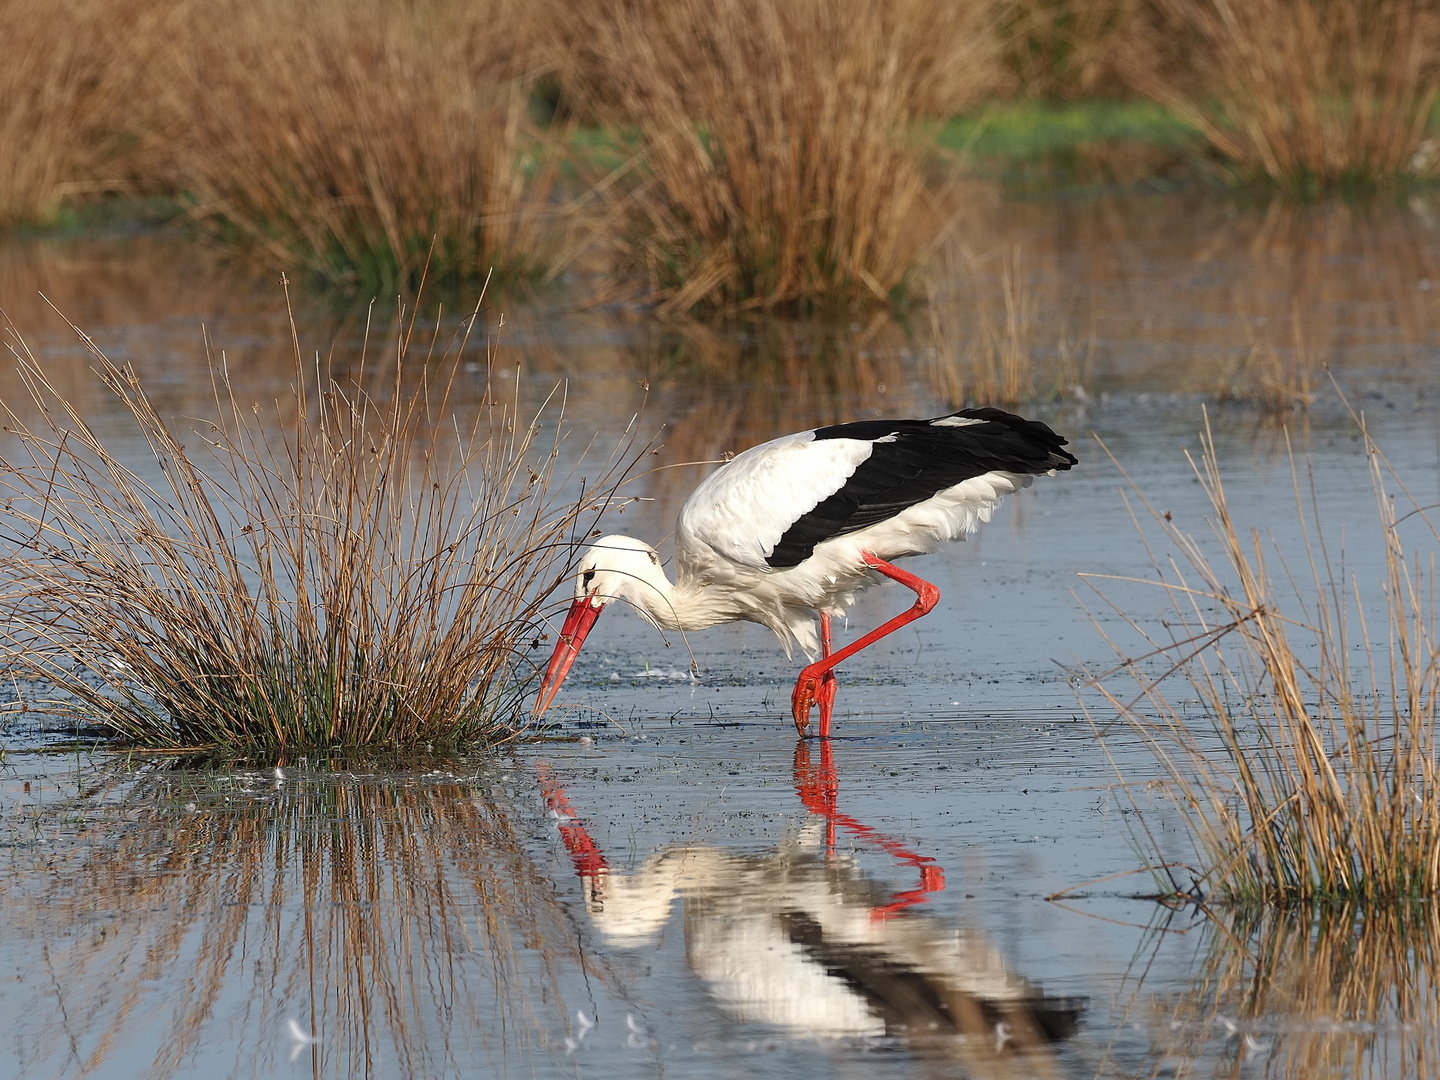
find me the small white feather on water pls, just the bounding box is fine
[286,1019,317,1064]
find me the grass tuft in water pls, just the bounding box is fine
[1083,410,1440,904]
[549,0,1003,313]
[0,289,637,752]
[1138,0,1440,190]
[146,0,560,292]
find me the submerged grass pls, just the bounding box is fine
[925,243,1089,407]
[1141,903,1440,1077]
[1083,412,1440,904]
[0,290,638,752]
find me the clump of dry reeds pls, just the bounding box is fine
[1138,0,1440,187]
[1001,0,1189,100]
[143,0,559,289]
[0,0,161,226]
[1084,413,1440,903]
[0,296,636,751]
[548,0,1004,312]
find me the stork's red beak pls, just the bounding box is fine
[533,598,603,718]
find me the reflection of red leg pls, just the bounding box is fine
[792,738,945,918]
[536,762,608,886]
[792,554,939,736]
[794,739,839,852]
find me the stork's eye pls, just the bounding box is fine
[582,569,595,588]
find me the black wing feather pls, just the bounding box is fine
[766,407,1076,568]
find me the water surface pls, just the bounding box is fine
[3,194,1440,1078]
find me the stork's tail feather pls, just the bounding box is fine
[940,407,1078,474]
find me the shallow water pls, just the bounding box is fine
[3,195,1440,1078]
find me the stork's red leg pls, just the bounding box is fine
[791,554,939,737]
[817,612,838,738]
[794,737,839,851]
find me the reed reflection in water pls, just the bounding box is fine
[538,742,1085,1071]
[1136,904,1440,1079]
[0,758,591,1079]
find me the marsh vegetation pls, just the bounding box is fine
[4,3,1440,1072]
[0,296,640,751]
[1085,415,1440,903]
[5,0,1440,301]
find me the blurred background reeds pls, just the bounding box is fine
[5,0,1440,300]
[1136,0,1440,190]
[144,0,565,291]
[542,0,1003,312]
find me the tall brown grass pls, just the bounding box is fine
[926,243,1088,407]
[0,0,161,226]
[1083,413,1440,903]
[1137,0,1440,186]
[139,0,561,289]
[1002,0,1188,100]
[547,0,1004,312]
[0,295,639,751]
[2,759,590,1077]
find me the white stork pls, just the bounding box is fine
[533,406,1077,737]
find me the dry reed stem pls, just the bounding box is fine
[549,0,1003,311]
[0,294,642,750]
[1082,411,1440,902]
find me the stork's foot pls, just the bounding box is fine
[817,670,836,737]
[791,667,837,738]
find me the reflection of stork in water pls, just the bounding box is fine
[537,743,1085,1056]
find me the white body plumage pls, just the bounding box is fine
[534,407,1076,731]
[665,430,1037,657]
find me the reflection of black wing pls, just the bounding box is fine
[778,910,1087,1045]
[768,407,1078,568]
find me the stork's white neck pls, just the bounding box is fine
[580,533,818,659]
[625,565,743,634]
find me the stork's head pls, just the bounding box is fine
[533,535,669,718]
